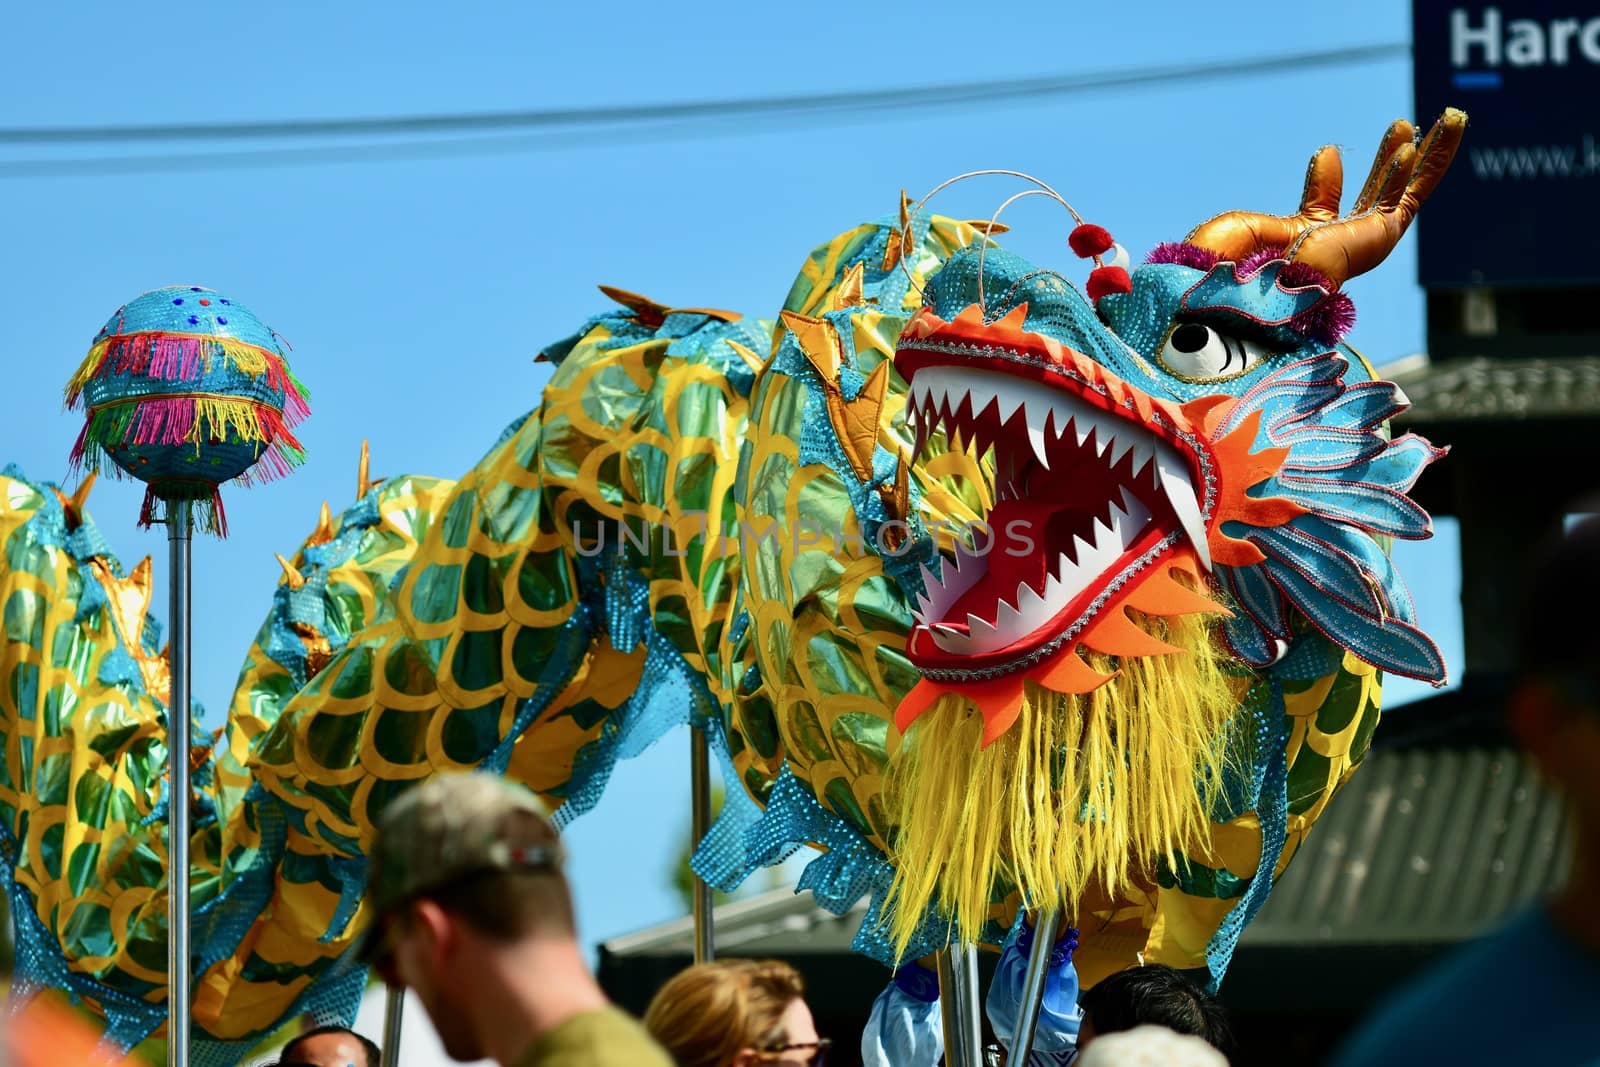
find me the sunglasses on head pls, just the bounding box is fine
[758,1038,831,1066]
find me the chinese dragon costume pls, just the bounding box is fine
[0,109,1464,1061]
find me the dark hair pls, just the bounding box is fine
[1515,515,1600,702]
[280,1025,382,1067]
[1078,965,1233,1055]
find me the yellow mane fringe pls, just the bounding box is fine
[882,611,1241,959]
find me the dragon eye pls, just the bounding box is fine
[1157,322,1271,382]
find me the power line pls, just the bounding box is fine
[0,42,1408,177]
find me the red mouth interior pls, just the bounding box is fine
[909,369,1179,661]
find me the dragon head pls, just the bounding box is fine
[894,111,1464,741]
[878,111,1465,953]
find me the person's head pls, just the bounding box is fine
[355,772,574,1061]
[278,1025,381,1067]
[1509,516,1600,842]
[643,959,825,1067]
[1076,965,1232,1056]
[1074,1024,1229,1067]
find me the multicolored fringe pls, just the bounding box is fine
[139,484,228,536]
[64,332,311,426]
[68,396,305,479]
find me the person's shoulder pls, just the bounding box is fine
[525,1006,674,1067]
[1331,907,1598,1067]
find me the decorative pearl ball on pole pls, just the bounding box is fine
[63,286,310,1064]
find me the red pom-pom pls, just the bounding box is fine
[1086,266,1132,301]
[1069,223,1115,258]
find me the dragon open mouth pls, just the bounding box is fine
[898,310,1215,674]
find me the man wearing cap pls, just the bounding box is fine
[354,771,672,1067]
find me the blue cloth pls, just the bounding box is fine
[861,964,943,1067]
[986,917,1083,1066]
[987,919,1082,1053]
[1332,904,1600,1067]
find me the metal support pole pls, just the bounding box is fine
[690,724,714,964]
[936,944,983,1067]
[166,503,192,1067]
[380,985,405,1067]
[1010,910,1062,1061]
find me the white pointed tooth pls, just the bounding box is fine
[1093,424,1115,458]
[967,612,999,640]
[1053,551,1090,602]
[929,624,974,654]
[1027,425,1050,470]
[1155,443,1212,572]
[990,600,1026,642]
[924,558,966,616]
[966,421,987,458]
[1070,532,1097,568]
[1127,439,1155,480]
[954,536,986,574]
[1042,565,1068,606]
[971,391,1000,424]
[1114,487,1152,543]
[966,380,1000,420]
[992,379,1029,423]
[1071,412,1094,448]
[1091,514,1117,551]
[1014,580,1051,628]
[1108,431,1138,470]
[1089,527,1119,569]
[919,562,941,593]
[911,596,931,625]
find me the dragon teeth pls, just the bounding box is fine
[1155,441,1211,572]
[904,365,1202,652]
[1027,421,1051,470]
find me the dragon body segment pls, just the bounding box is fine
[0,112,1462,1056]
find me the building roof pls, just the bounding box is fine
[1387,354,1600,424]
[602,745,1572,960]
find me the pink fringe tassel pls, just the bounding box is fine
[68,422,91,471]
[128,398,199,447]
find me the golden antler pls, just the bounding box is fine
[1185,109,1467,287]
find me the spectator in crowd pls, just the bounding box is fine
[1076,965,1233,1058]
[1075,1025,1228,1067]
[354,772,672,1067]
[278,1025,380,1067]
[644,958,829,1067]
[1333,517,1600,1065]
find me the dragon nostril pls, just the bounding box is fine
[1172,323,1211,353]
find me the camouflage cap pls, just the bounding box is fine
[353,772,564,962]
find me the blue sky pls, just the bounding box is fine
[0,1,1460,955]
